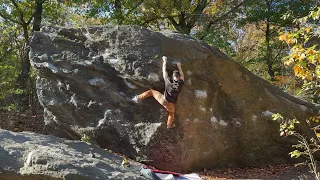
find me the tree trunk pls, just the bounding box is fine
[30,0,44,111]
[167,0,208,35]
[168,12,192,35]
[266,19,274,78]
[265,0,274,80]
[17,0,44,88]
[32,0,44,31]
[16,25,31,88]
[114,0,123,25]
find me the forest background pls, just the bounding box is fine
[0,0,319,126]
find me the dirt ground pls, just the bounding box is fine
[198,164,314,179]
[0,109,44,134]
[0,109,315,179]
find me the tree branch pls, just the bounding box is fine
[178,11,186,27]
[10,0,26,25]
[168,16,179,29]
[187,0,208,27]
[273,45,285,61]
[27,12,35,25]
[197,0,247,40]
[207,0,248,30]
[142,14,180,26]
[125,0,144,16]
[0,11,21,24]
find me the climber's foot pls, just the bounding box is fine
[132,96,139,103]
[167,124,176,129]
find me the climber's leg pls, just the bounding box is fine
[162,101,175,128]
[135,89,165,104]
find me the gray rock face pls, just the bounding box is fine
[29,25,319,172]
[0,129,143,179]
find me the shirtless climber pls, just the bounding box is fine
[132,56,185,129]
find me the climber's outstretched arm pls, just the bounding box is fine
[177,63,184,81]
[162,56,168,80]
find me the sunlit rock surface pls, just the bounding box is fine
[0,129,143,179]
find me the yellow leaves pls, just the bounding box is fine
[273,75,296,88]
[287,38,295,44]
[288,46,304,62]
[281,9,320,101]
[306,49,316,55]
[293,65,312,80]
[299,53,306,61]
[284,58,295,66]
[279,34,287,41]
[279,11,320,90]
[305,27,311,33]
[293,54,300,60]
[293,65,303,75]
[305,72,312,81]
[204,0,225,16]
[278,33,295,44]
[309,116,320,123]
[316,66,320,79]
[287,46,319,80]
[23,2,32,8]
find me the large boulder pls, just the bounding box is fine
[29,25,319,172]
[0,129,143,179]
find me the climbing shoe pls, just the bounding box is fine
[167,124,176,129]
[132,96,139,103]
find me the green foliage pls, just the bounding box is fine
[289,150,302,158]
[0,0,33,24]
[3,104,17,111]
[272,113,283,121]
[0,0,67,110]
[272,113,320,180]
[0,23,22,100]
[81,134,91,143]
[272,113,299,136]
[42,1,69,26]
[195,26,236,57]
[69,0,144,25]
[235,0,315,80]
[68,0,246,35]
[241,0,313,25]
